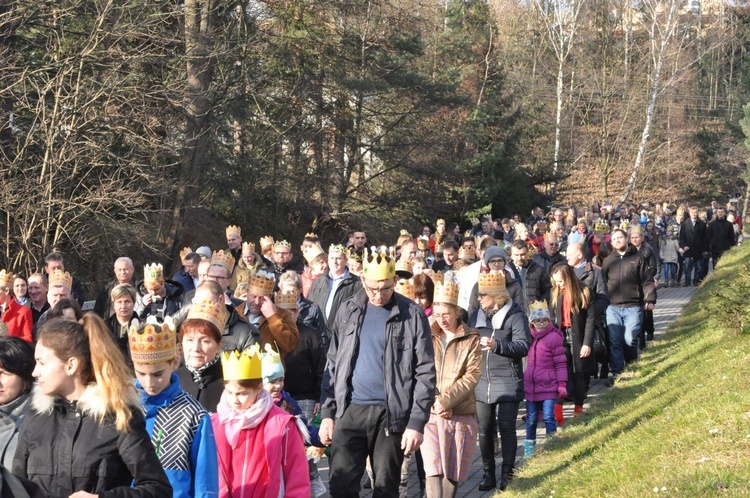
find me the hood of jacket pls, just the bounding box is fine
[530,322,561,340]
[136,372,182,419]
[31,383,141,419]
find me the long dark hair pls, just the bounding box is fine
[0,336,35,393]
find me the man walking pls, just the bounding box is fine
[679,206,707,286]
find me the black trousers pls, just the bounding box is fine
[476,400,520,468]
[564,343,591,406]
[329,404,405,498]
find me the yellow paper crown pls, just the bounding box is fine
[186,300,229,333]
[458,247,475,261]
[594,219,610,232]
[242,241,256,253]
[619,220,630,231]
[222,344,262,381]
[249,270,275,296]
[433,280,459,306]
[144,263,164,284]
[347,248,364,263]
[303,244,325,264]
[395,278,416,300]
[48,269,73,291]
[259,235,275,250]
[417,236,429,251]
[274,239,292,249]
[395,259,413,278]
[362,249,396,280]
[128,316,176,364]
[676,207,685,216]
[436,218,446,226]
[226,225,242,237]
[478,270,506,295]
[328,244,346,255]
[304,232,318,239]
[211,250,236,272]
[179,247,193,261]
[699,210,707,220]
[0,270,13,288]
[274,288,299,310]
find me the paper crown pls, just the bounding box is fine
[274,239,292,250]
[222,344,262,381]
[363,249,396,280]
[594,219,610,233]
[259,235,275,250]
[458,247,475,261]
[48,269,73,291]
[274,288,299,310]
[470,217,480,226]
[699,210,707,220]
[433,280,459,306]
[210,250,235,272]
[667,225,678,236]
[186,299,229,333]
[0,270,13,288]
[128,316,176,364]
[304,232,318,239]
[242,241,256,253]
[249,270,275,296]
[417,236,430,251]
[144,263,164,284]
[226,225,242,237]
[303,244,325,264]
[329,244,346,255]
[395,259,413,278]
[347,248,364,263]
[261,344,284,383]
[478,270,506,295]
[179,247,193,261]
[395,278,415,300]
[676,207,685,216]
[529,300,550,321]
[619,220,631,231]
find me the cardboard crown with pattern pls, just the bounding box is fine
[128,316,176,364]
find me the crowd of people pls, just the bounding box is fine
[0,199,743,498]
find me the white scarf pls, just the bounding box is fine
[217,388,274,448]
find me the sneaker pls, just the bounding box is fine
[311,476,327,498]
[523,440,536,458]
[606,375,618,387]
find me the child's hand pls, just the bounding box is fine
[557,383,568,399]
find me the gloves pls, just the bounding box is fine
[557,383,568,399]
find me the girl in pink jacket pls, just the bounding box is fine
[211,347,311,498]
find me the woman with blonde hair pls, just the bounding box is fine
[13,314,171,498]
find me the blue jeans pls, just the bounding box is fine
[663,262,676,282]
[684,257,701,285]
[606,306,643,375]
[525,399,556,440]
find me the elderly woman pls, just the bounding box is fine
[105,284,138,359]
[422,280,481,498]
[230,242,266,293]
[469,270,530,492]
[0,337,34,468]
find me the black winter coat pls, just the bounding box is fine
[679,218,708,258]
[707,218,736,253]
[93,276,138,318]
[284,321,325,402]
[308,271,362,331]
[297,297,327,346]
[176,359,224,413]
[532,251,566,274]
[515,261,551,310]
[469,300,530,404]
[573,262,609,319]
[637,242,659,280]
[552,294,596,374]
[135,279,184,321]
[220,307,260,353]
[601,244,656,307]
[13,387,171,498]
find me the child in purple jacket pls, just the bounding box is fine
[524,300,568,458]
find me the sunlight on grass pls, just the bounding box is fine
[499,244,750,497]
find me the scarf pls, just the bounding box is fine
[483,307,499,320]
[186,355,221,384]
[217,388,274,448]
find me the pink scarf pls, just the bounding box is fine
[217,388,274,448]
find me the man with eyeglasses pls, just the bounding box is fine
[320,251,435,497]
[532,234,566,273]
[271,239,303,282]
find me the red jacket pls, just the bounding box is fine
[2,299,33,343]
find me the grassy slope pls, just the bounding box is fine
[501,244,750,498]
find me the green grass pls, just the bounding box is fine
[500,244,750,498]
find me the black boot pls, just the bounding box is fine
[478,460,496,491]
[497,464,514,491]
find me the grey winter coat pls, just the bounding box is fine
[0,392,31,469]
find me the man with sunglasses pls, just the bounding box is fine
[532,234,566,273]
[320,250,436,498]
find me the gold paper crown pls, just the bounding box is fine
[478,270,506,295]
[210,250,236,272]
[619,220,631,231]
[395,259,413,277]
[259,235,275,250]
[676,207,685,216]
[433,280,459,306]
[222,344,262,381]
[470,217,480,226]
[347,248,363,263]
[186,299,229,333]
[128,316,176,364]
[395,278,415,300]
[48,269,73,291]
[179,247,193,261]
[304,232,318,239]
[144,263,164,284]
[529,300,550,321]
[0,270,13,288]
[226,225,242,237]
[249,270,275,296]
[417,236,429,251]
[274,239,292,249]
[436,218,446,226]
[274,288,299,310]
[699,211,707,219]
[458,247,475,261]
[594,219,610,232]
[328,244,346,255]
[304,244,325,264]
[363,249,396,280]
[242,241,256,253]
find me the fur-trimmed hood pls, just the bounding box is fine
[31,383,142,419]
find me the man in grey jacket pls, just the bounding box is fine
[319,250,436,498]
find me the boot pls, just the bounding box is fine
[554,403,565,427]
[498,464,514,491]
[663,279,669,288]
[523,439,536,458]
[573,405,584,417]
[478,460,496,491]
[493,434,501,455]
